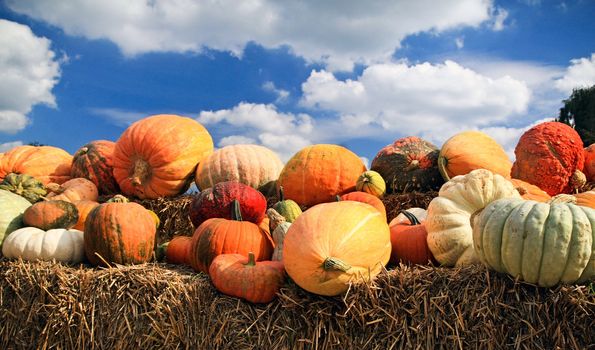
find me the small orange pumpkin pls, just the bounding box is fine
[389,211,434,265]
[510,179,551,202]
[46,178,99,203]
[0,145,72,185]
[72,200,100,231]
[23,200,79,230]
[584,144,595,182]
[159,236,192,265]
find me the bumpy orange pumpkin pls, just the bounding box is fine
[584,144,595,182]
[195,144,283,191]
[438,131,512,181]
[23,200,79,230]
[72,200,100,231]
[510,179,551,202]
[46,178,99,203]
[113,114,214,199]
[0,145,72,185]
[188,200,274,273]
[84,195,156,266]
[277,144,366,207]
[71,140,120,195]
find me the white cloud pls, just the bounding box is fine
[554,53,595,93]
[0,19,61,133]
[490,7,508,31]
[6,0,500,71]
[262,81,290,103]
[90,107,147,127]
[455,37,465,49]
[0,141,23,153]
[218,135,257,147]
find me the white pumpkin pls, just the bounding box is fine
[425,169,521,266]
[389,207,427,226]
[2,227,85,263]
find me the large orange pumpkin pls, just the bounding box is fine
[339,191,386,221]
[113,115,214,199]
[195,144,283,191]
[584,144,595,182]
[71,140,120,195]
[510,179,551,202]
[438,131,511,181]
[0,145,72,185]
[276,144,366,207]
[84,195,156,266]
[283,201,391,296]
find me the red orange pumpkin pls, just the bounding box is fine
[71,140,120,195]
[389,211,434,265]
[584,144,595,182]
[23,200,79,230]
[159,236,192,265]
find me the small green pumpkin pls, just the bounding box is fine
[273,186,302,223]
[0,173,47,203]
[355,170,386,198]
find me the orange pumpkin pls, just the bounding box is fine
[46,178,99,203]
[283,201,391,296]
[188,200,274,273]
[277,144,366,207]
[195,144,283,191]
[0,145,72,185]
[72,200,100,231]
[389,211,434,265]
[159,236,192,265]
[510,179,551,202]
[71,140,120,195]
[84,195,156,266]
[438,131,512,181]
[23,200,79,230]
[584,144,595,182]
[339,191,386,221]
[574,191,595,209]
[113,114,214,199]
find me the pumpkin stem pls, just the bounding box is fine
[155,242,169,262]
[335,195,342,202]
[322,257,351,272]
[108,194,130,203]
[406,159,420,171]
[267,208,286,232]
[437,155,451,182]
[400,210,421,225]
[46,183,63,194]
[131,158,151,186]
[76,146,89,157]
[231,200,243,221]
[278,186,285,201]
[245,252,256,267]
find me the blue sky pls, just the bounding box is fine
[1,0,594,164]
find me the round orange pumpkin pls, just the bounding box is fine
[438,131,512,181]
[23,200,79,230]
[195,144,284,191]
[71,140,120,195]
[584,144,595,182]
[510,179,551,202]
[72,200,100,231]
[159,236,192,265]
[283,201,391,296]
[0,145,72,185]
[46,178,99,203]
[188,200,274,273]
[84,196,156,266]
[277,144,366,207]
[389,211,434,265]
[339,191,386,221]
[113,114,214,199]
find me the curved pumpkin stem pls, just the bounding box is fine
[400,210,421,225]
[437,155,451,182]
[131,158,151,186]
[548,194,577,205]
[245,252,256,267]
[108,194,130,203]
[322,257,351,272]
[75,146,89,157]
[278,186,285,201]
[231,200,243,221]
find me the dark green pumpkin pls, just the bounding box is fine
[0,173,47,203]
[273,187,302,223]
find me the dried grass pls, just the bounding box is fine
[134,196,195,244]
[382,191,438,222]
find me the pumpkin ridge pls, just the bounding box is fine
[560,205,590,282]
[335,209,378,250]
[536,205,564,285]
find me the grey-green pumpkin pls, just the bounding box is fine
[0,189,32,246]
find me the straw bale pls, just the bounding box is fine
[134,196,195,244]
[382,191,437,222]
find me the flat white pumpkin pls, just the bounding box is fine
[2,227,85,263]
[425,169,521,266]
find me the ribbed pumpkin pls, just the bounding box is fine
[371,137,443,193]
[574,191,595,209]
[283,201,391,296]
[584,144,595,182]
[189,181,267,228]
[0,189,31,246]
[46,178,99,203]
[389,211,434,265]
[158,236,192,265]
[426,169,521,267]
[0,173,47,203]
[113,114,214,199]
[0,145,72,185]
[355,170,386,198]
[272,187,302,223]
[511,121,585,196]
[72,200,100,231]
[339,191,386,221]
[84,195,156,266]
[195,144,284,191]
[209,252,286,304]
[510,179,551,202]
[71,140,120,195]
[438,131,512,181]
[23,200,78,230]
[473,198,594,287]
[277,144,366,207]
[2,227,85,263]
[188,200,274,273]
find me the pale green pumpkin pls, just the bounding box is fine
[356,170,386,198]
[0,189,32,246]
[472,198,594,287]
[273,186,302,223]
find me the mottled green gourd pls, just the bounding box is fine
[355,170,386,198]
[472,198,595,287]
[273,187,302,223]
[0,173,47,203]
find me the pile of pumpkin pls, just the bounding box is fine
[0,114,594,304]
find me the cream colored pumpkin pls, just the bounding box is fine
[426,169,521,266]
[473,198,594,287]
[389,207,427,226]
[2,227,85,263]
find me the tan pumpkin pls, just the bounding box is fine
[46,178,99,203]
[195,144,284,191]
[425,169,521,266]
[0,145,72,185]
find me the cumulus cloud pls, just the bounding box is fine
[262,81,290,103]
[0,19,61,133]
[6,0,499,71]
[90,108,148,127]
[554,53,595,93]
[0,141,24,153]
[490,7,508,31]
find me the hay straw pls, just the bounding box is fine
[134,196,195,244]
[1,259,592,349]
[382,192,438,223]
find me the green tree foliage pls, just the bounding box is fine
[557,85,595,146]
[27,141,45,147]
